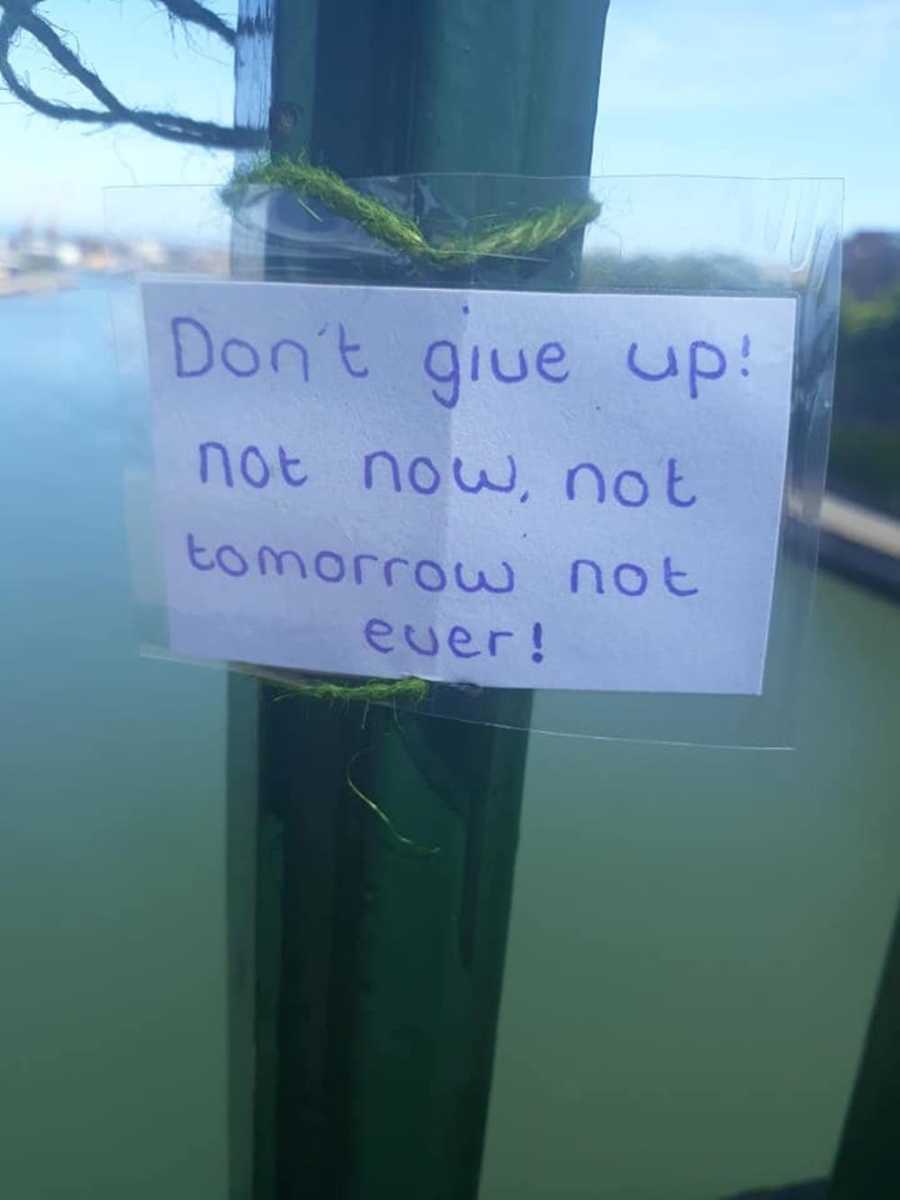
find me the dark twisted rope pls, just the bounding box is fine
[149,0,235,46]
[0,0,258,149]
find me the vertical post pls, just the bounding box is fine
[830,903,900,1197]
[229,3,609,1197]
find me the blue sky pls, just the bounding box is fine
[1,0,897,235]
[595,0,900,234]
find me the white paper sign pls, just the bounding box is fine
[140,280,796,693]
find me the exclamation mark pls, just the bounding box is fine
[531,622,544,664]
[740,335,751,377]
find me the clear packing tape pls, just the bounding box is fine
[106,173,843,748]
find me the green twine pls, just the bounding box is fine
[272,675,429,706]
[222,155,601,268]
[270,675,436,853]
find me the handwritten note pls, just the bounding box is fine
[140,280,796,693]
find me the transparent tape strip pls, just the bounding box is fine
[105,173,843,747]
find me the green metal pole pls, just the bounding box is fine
[829,901,900,1197]
[229,4,609,1197]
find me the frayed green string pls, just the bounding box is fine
[272,675,429,706]
[270,675,437,853]
[221,155,601,267]
[346,750,440,857]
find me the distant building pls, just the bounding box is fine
[843,231,900,301]
[132,239,168,268]
[1,220,229,279]
[56,241,83,268]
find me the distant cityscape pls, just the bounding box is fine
[0,222,227,296]
[3,220,897,298]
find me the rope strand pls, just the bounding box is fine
[0,1,256,149]
[223,156,601,268]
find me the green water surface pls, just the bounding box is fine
[2,282,899,1199]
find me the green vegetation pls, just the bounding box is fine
[835,286,900,430]
[827,428,900,513]
[580,251,763,293]
[271,674,429,706]
[832,287,900,515]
